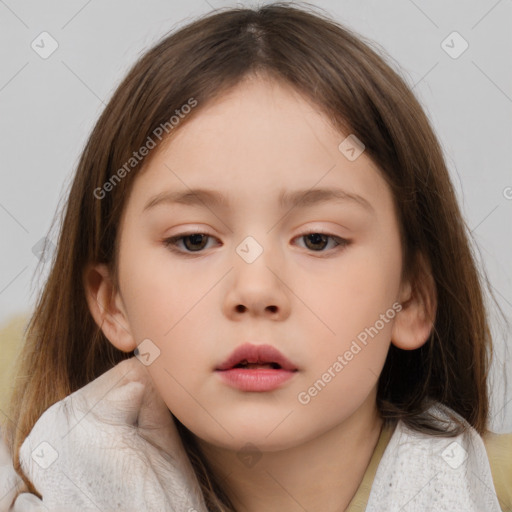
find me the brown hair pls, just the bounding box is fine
[4,2,506,509]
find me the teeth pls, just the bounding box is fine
[235,361,281,369]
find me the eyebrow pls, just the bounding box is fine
[142,187,374,214]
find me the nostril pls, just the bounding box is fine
[234,305,277,313]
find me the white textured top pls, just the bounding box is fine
[366,402,502,511]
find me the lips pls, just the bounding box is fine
[215,343,298,372]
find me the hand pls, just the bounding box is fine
[17,357,208,512]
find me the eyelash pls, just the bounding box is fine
[162,231,350,257]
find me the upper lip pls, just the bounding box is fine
[215,343,298,371]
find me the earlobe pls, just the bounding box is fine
[83,262,137,353]
[391,252,437,351]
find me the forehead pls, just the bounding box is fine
[126,77,394,218]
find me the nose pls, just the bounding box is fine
[222,240,291,321]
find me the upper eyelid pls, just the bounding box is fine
[167,229,343,240]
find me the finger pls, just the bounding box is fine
[89,380,146,426]
[128,365,190,462]
[67,357,152,425]
[137,375,173,430]
[136,379,183,455]
[71,357,147,409]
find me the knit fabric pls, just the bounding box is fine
[365,402,502,511]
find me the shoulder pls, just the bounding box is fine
[371,402,507,511]
[422,402,512,512]
[483,431,512,512]
[423,402,512,511]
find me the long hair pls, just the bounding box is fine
[4,3,504,509]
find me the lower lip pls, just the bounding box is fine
[215,368,297,391]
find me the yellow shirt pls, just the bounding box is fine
[346,420,512,511]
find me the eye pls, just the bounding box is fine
[163,231,350,256]
[294,231,349,252]
[163,233,219,254]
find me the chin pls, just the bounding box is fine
[192,419,316,454]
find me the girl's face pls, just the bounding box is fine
[98,76,415,451]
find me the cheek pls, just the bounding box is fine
[119,257,218,402]
[119,241,200,339]
[136,315,211,427]
[293,264,395,423]
[300,246,401,342]
[292,245,399,394]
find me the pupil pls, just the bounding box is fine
[185,234,207,251]
[305,233,327,250]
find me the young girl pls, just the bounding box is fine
[1,2,511,511]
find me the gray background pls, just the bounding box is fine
[1,0,511,431]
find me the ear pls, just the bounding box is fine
[83,262,137,352]
[391,251,437,350]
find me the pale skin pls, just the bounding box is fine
[85,74,436,511]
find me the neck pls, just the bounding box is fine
[195,392,384,512]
